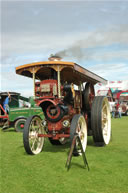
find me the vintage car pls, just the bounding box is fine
[0,92,44,132]
[16,55,111,155]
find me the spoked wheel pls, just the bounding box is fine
[15,118,26,132]
[23,115,45,155]
[83,82,95,111]
[70,114,87,156]
[91,96,111,146]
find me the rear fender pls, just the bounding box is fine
[14,116,27,123]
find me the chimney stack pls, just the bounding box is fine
[48,54,62,61]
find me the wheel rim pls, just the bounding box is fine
[28,116,45,154]
[102,98,111,145]
[15,119,26,132]
[76,116,87,152]
[18,122,24,130]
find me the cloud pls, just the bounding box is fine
[1,64,33,96]
[2,25,128,66]
[2,1,128,63]
[55,26,128,62]
[88,63,128,80]
[1,0,128,95]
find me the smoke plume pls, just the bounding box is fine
[55,26,128,62]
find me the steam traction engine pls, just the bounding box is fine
[16,56,111,155]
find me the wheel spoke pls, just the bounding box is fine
[31,123,36,131]
[77,117,87,152]
[102,102,108,113]
[31,137,38,151]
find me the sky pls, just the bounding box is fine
[1,0,128,97]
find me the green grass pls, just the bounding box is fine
[1,117,128,193]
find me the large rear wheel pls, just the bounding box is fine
[70,114,87,155]
[91,96,111,146]
[23,115,45,155]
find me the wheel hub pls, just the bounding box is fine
[79,131,85,141]
[29,131,38,139]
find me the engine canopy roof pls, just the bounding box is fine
[16,60,107,85]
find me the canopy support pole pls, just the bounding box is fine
[57,66,61,98]
[32,70,35,99]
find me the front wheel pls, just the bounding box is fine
[70,114,87,156]
[23,115,45,155]
[91,96,111,146]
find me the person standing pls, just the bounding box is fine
[110,102,116,118]
[3,92,11,114]
[118,106,122,118]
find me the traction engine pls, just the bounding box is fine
[35,76,82,145]
[16,56,111,155]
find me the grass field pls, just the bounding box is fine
[1,117,128,193]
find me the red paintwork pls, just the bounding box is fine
[84,113,88,121]
[20,124,24,128]
[48,120,62,131]
[47,114,71,132]
[112,90,128,113]
[35,79,58,97]
[36,98,59,107]
[113,90,128,100]
[116,103,120,110]
[38,133,70,139]
[46,104,61,119]
[34,79,84,139]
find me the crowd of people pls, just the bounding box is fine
[110,102,122,118]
